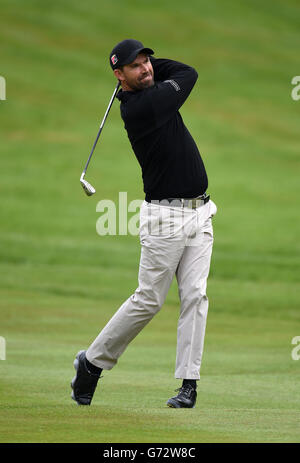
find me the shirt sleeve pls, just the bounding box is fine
[145,57,198,126]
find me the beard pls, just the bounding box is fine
[129,73,154,91]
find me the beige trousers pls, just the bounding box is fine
[86,199,217,379]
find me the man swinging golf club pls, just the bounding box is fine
[71,39,217,408]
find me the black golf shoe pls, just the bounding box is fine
[167,384,197,408]
[71,350,101,405]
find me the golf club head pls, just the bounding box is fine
[80,174,96,196]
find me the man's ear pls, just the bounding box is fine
[114,69,124,82]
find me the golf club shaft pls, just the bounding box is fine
[82,81,121,175]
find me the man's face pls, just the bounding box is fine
[115,53,154,91]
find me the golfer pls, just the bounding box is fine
[71,39,217,408]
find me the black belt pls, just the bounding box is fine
[146,193,210,209]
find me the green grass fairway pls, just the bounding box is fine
[1,0,300,443]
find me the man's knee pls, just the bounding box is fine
[131,286,164,314]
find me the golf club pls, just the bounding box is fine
[80,81,121,196]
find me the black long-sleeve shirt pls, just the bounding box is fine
[117,57,208,201]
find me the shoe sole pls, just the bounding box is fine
[166,399,195,409]
[70,350,87,405]
[167,399,181,408]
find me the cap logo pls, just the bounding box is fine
[111,54,118,65]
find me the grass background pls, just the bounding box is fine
[0,0,300,443]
